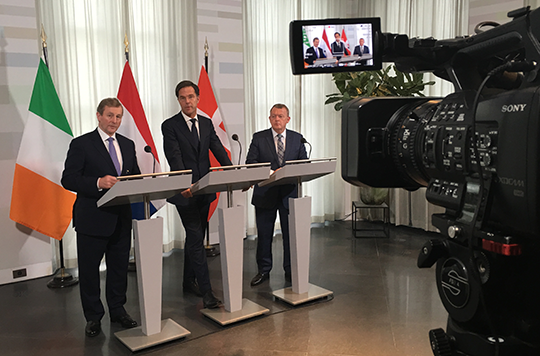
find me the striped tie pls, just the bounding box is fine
[277,134,284,166]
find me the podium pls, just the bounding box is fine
[258,158,336,305]
[97,170,193,351]
[191,163,271,325]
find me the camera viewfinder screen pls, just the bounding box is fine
[290,18,381,75]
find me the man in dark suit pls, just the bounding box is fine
[353,38,370,56]
[245,104,308,286]
[331,32,345,59]
[61,98,141,337]
[353,38,370,65]
[305,37,326,65]
[162,80,232,309]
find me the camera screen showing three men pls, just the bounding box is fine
[302,24,373,68]
[290,6,540,356]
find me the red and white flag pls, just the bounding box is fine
[321,27,332,57]
[341,29,351,56]
[197,66,232,220]
[117,61,164,219]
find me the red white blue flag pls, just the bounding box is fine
[117,61,164,219]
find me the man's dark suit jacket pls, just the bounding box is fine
[61,129,141,236]
[331,41,345,56]
[305,46,326,65]
[353,45,370,56]
[162,112,232,206]
[246,129,308,210]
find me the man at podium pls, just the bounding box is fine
[61,98,141,337]
[162,80,232,309]
[246,104,308,286]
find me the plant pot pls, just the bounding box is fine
[360,186,388,205]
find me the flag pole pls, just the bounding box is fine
[43,25,78,288]
[203,37,220,257]
[204,37,209,74]
[123,34,138,271]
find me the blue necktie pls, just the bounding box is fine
[107,137,121,175]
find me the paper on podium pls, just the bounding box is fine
[258,158,336,188]
[97,172,192,208]
[191,163,271,196]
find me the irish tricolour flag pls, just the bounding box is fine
[10,59,76,240]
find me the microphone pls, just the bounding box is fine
[144,145,156,174]
[231,134,242,165]
[301,137,312,159]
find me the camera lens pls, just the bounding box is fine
[387,99,440,187]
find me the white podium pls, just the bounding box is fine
[97,170,193,351]
[259,158,337,305]
[191,163,271,325]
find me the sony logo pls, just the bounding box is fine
[501,104,527,113]
[497,176,525,187]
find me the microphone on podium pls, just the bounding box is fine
[144,145,156,174]
[301,137,312,159]
[231,134,242,165]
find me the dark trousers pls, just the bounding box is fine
[76,217,131,322]
[255,201,291,275]
[175,196,212,294]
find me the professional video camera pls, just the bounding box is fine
[290,6,540,356]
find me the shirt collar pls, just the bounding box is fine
[272,128,286,140]
[181,111,197,123]
[97,127,117,142]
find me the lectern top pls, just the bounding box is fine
[116,169,192,181]
[209,162,270,171]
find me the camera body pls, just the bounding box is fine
[291,5,540,355]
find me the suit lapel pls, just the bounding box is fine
[176,113,199,152]
[117,134,136,176]
[90,129,118,175]
[264,129,279,164]
[284,130,294,162]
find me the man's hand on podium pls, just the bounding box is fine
[181,187,193,198]
[242,185,253,192]
[98,175,118,189]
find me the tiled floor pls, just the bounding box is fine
[0,221,448,355]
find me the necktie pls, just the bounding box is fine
[190,118,199,143]
[107,137,121,175]
[277,134,284,166]
[316,48,319,58]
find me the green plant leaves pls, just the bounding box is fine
[325,65,435,111]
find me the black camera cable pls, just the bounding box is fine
[468,59,536,356]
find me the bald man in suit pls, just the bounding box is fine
[246,103,308,286]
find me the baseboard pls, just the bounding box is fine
[0,261,53,285]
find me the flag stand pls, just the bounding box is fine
[205,221,220,257]
[47,239,78,288]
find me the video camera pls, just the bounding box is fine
[291,6,540,356]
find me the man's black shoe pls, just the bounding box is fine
[250,272,269,286]
[85,320,101,337]
[202,290,222,309]
[111,314,138,329]
[183,279,202,297]
[285,271,292,283]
